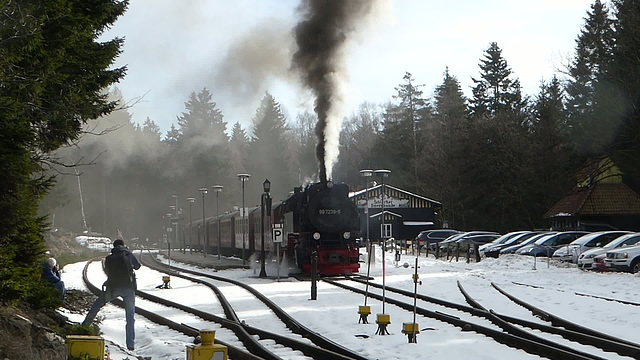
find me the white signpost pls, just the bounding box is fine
[273,227,283,281]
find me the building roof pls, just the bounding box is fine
[350,184,442,206]
[545,182,640,218]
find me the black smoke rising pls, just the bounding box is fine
[292,0,377,183]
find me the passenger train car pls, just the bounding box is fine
[185,181,360,275]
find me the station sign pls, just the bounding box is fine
[272,228,283,243]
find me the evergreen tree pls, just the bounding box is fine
[528,77,578,226]
[566,0,618,156]
[465,45,531,231]
[290,111,318,183]
[470,42,527,118]
[247,93,293,201]
[229,122,249,180]
[376,72,430,193]
[164,124,181,147]
[177,88,226,144]
[142,117,162,142]
[174,88,230,199]
[420,68,469,229]
[334,103,382,186]
[608,0,640,190]
[0,0,127,304]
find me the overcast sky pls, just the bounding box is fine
[103,0,594,134]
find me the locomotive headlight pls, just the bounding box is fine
[313,232,321,240]
[343,232,351,239]
[326,181,334,188]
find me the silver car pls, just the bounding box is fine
[552,231,631,263]
[577,233,640,270]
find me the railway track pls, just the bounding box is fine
[512,281,640,307]
[137,251,366,360]
[324,276,640,360]
[83,255,361,359]
[81,258,260,360]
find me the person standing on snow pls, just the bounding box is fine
[42,257,66,300]
[82,239,141,351]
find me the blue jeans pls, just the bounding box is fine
[54,280,66,300]
[82,286,136,349]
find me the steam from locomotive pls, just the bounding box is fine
[292,0,377,182]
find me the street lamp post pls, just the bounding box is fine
[199,188,208,257]
[359,170,373,252]
[374,169,391,316]
[166,212,173,269]
[212,185,223,260]
[260,179,271,278]
[237,174,251,266]
[187,197,195,254]
[359,169,374,309]
[172,195,180,253]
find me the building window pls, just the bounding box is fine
[381,223,392,239]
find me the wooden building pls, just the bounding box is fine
[350,184,442,242]
[544,158,640,231]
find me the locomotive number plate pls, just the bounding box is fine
[318,209,341,215]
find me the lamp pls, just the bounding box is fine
[198,188,208,257]
[212,185,223,260]
[237,174,251,265]
[260,179,271,278]
[187,197,195,254]
[374,169,390,319]
[359,169,374,312]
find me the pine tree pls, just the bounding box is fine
[177,88,226,144]
[421,68,469,229]
[608,0,640,190]
[528,77,577,225]
[247,93,293,201]
[465,45,532,230]
[0,0,127,304]
[334,103,382,185]
[290,111,318,183]
[163,124,181,148]
[174,88,230,197]
[377,72,430,192]
[470,42,527,118]
[229,122,249,180]
[566,0,617,156]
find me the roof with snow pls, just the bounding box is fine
[544,182,640,218]
[349,184,442,207]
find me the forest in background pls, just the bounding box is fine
[41,0,640,245]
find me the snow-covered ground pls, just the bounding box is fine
[61,247,640,360]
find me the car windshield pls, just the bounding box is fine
[503,232,535,245]
[570,232,606,245]
[491,232,525,245]
[530,233,556,245]
[603,234,640,248]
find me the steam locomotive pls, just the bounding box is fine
[281,181,361,275]
[184,181,361,275]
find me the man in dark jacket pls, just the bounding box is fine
[82,239,141,351]
[42,257,66,300]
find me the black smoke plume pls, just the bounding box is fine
[292,0,375,183]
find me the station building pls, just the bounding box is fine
[350,184,442,242]
[544,158,640,232]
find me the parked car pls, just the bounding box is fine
[457,233,501,252]
[552,231,631,263]
[415,229,459,249]
[517,231,589,257]
[500,233,556,255]
[604,244,640,273]
[439,231,498,251]
[577,233,640,270]
[479,231,534,258]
